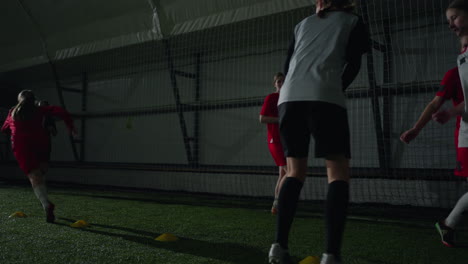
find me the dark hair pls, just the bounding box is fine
[448,0,468,13]
[273,72,285,82]
[317,0,356,18]
[12,90,37,121]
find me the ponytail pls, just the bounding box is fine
[12,90,36,121]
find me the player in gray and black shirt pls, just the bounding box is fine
[268,1,370,263]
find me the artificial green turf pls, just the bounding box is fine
[0,183,466,264]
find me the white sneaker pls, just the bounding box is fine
[268,243,293,264]
[320,253,342,264]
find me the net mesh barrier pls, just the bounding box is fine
[1,0,466,208]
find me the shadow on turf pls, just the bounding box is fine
[52,189,462,223]
[54,191,277,212]
[57,217,268,264]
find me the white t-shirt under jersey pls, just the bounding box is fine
[457,48,468,147]
[278,11,363,109]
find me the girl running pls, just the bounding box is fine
[1,90,76,223]
[431,0,468,247]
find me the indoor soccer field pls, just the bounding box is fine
[0,182,467,264]
[1,0,468,263]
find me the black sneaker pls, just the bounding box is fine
[435,221,455,247]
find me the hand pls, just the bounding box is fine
[400,128,419,144]
[432,110,451,124]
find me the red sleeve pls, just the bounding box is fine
[41,106,75,132]
[1,109,12,134]
[436,67,459,99]
[260,94,277,117]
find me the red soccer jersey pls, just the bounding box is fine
[1,106,74,174]
[436,67,467,176]
[436,67,464,131]
[260,92,281,144]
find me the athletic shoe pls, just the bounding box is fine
[268,243,293,264]
[271,200,278,215]
[435,221,455,247]
[320,253,342,264]
[46,202,55,223]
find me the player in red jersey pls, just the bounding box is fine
[260,72,287,215]
[429,1,468,247]
[1,90,76,223]
[401,35,468,177]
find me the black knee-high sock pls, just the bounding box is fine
[275,177,304,249]
[325,180,349,261]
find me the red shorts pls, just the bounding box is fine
[268,142,286,167]
[12,138,50,175]
[455,147,468,177]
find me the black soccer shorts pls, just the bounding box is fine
[278,101,351,159]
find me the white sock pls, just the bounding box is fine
[33,184,50,209]
[446,192,468,228]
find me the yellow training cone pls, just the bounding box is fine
[154,233,179,242]
[70,220,90,228]
[299,256,320,264]
[9,211,27,218]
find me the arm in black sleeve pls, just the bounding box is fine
[284,36,295,76]
[342,57,362,90]
[342,17,371,91]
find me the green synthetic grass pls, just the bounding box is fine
[0,183,467,264]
